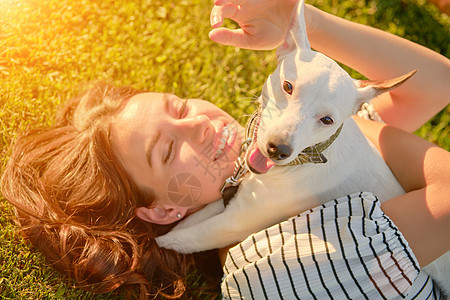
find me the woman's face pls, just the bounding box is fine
[111,92,244,223]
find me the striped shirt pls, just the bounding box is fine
[221,192,441,299]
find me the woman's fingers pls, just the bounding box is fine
[209,0,291,50]
[209,2,247,48]
[214,0,248,6]
[210,3,239,27]
[209,28,248,48]
[209,2,251,49]
[209,26,281,50]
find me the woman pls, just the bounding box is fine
[1,1,449,299]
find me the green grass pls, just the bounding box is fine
[0,0,448,298]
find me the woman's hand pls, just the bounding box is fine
[209,0,298,50]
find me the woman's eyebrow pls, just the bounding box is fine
[146,131,161,169]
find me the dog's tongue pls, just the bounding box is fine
[248,144,276,174]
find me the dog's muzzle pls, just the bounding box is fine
[267,143,293,161]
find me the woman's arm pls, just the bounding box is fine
[305,5,450,133]
[354,116,450,266]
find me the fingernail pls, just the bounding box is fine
[212,15,220,26]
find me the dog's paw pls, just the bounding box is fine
[155,232,193,254]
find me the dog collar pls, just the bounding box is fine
[284,123,343,166]
[219,109,259,204]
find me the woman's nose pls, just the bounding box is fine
[177,115,211,144]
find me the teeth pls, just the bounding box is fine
[214,126,232,159]
[229,126,236,143]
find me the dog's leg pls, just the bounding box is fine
[156,187,277,253]
[156,206,249,253]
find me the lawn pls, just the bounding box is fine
[0,0,448,298]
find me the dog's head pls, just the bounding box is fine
[245,0,415,174]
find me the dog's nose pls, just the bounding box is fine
[267,143,292,160]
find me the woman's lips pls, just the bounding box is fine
[214,124,237,161]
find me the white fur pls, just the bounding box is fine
[157,0,449,295]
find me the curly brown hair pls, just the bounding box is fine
[1,84,221,299]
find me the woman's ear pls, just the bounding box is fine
[135,205,188,225]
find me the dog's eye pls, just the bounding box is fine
[283,81,293,95]
[320,116,334,125]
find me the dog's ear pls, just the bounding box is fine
[276,0,311,61]
[354,70,417,112]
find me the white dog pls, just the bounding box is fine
[157,0,448,295]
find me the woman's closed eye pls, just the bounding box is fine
[161,99,187,165]
[163,140,174,164]
[178,99,188,118]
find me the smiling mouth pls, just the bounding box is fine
[214,125,236,160]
